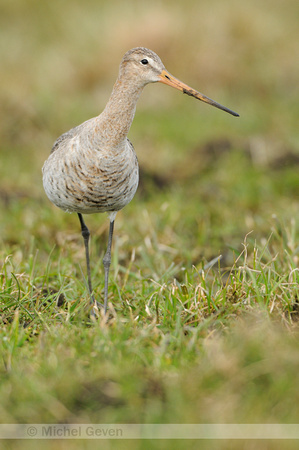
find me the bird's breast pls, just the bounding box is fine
[42,138,139,214]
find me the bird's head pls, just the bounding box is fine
[120,47,239,117]
[120,47,166,84]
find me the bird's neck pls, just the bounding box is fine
[95,77,144,150]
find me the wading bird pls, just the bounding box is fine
[42,47,239,316]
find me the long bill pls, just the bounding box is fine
[159,69,239,117]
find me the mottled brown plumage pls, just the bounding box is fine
[42,47,238,316]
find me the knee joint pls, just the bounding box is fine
[103,253,111,269]
[81,227,90,240]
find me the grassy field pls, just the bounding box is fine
[1,0,299,448]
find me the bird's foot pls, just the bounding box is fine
[90,300,105,320]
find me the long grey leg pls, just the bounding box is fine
[78,213,95,306]
[103,219,115,314]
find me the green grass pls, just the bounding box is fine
[1,0,299,449]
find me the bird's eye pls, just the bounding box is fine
[140,59,148,65]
